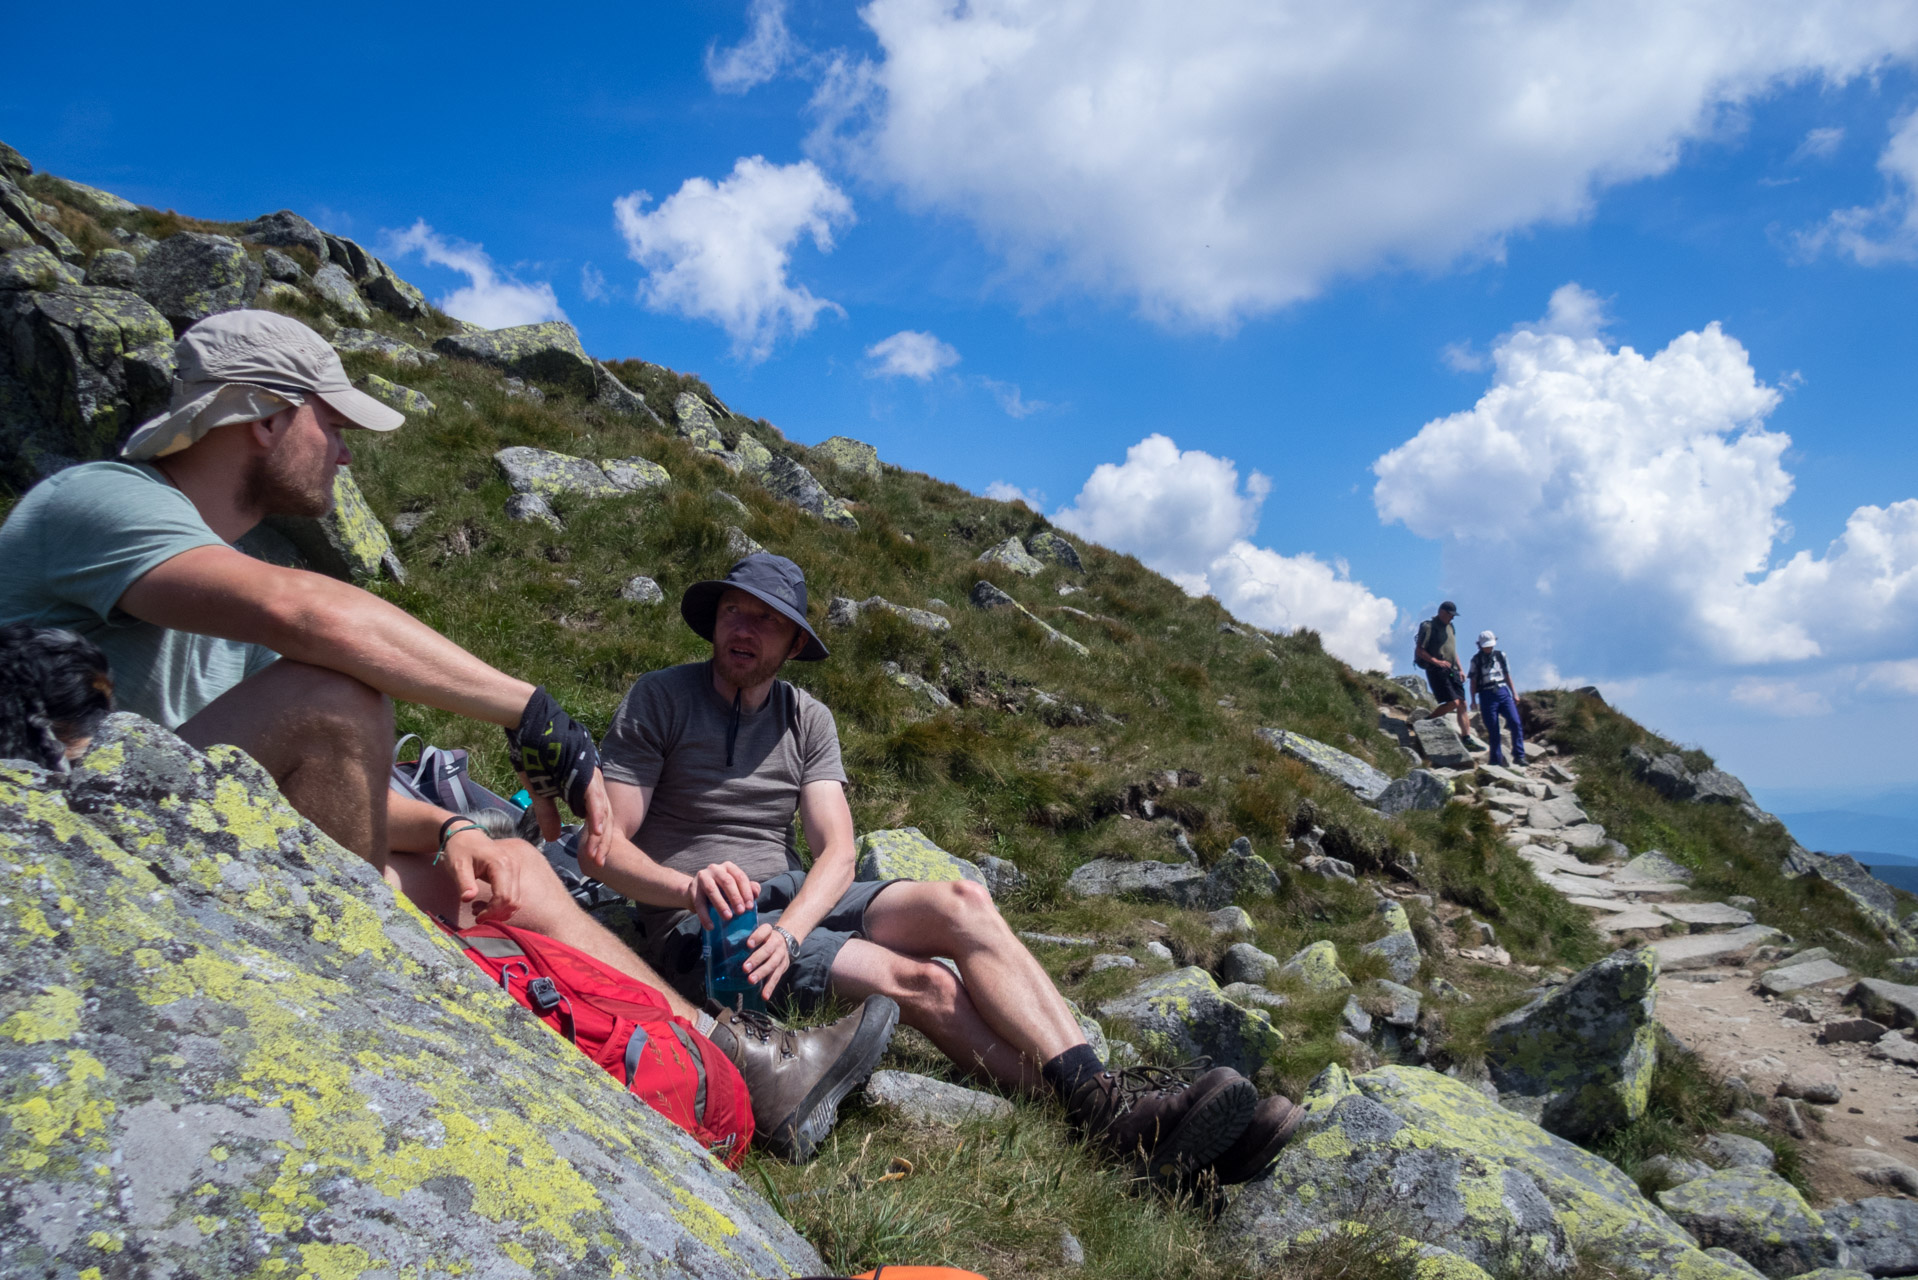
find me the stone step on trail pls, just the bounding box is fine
[1657,902,1756,930]
[1755,958,1853,996]
[1652,925,1785,970]
[1595,908,1674,934]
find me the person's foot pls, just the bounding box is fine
[1208,1093,1304,1186]
[706,996,900,1163]
[1067,1064,1257,1189]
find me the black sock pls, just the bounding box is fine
[1043,1044,1106,1103]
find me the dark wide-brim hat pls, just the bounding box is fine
[681,553,829,662]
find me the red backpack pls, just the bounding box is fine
[448,921,754,1166]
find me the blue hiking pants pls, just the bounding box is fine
[1479,685,1525,765]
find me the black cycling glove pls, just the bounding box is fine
[504,686,599,816]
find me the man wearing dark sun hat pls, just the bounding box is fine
[585,553,1307,1189]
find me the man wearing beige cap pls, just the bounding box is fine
[0,310,902,1159]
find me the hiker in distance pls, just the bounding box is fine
[0,309,895,1160]
[1470,629,1526,768]
[1413,600,1476,743]
[578,552,1305,1189]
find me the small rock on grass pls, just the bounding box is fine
[1143,940,1173,962]
[504,493,562,529]
[1058,1229,1086,1268]
[619,575,663,605]
[1775,1066,1842,1106]
[1699,1132,1774,1171]
[1207,905,1255,937]
[865,1071,1012,1126]
[1090,954,1136,973]
[1220,942,1281,986]
[1274,940,1351,993]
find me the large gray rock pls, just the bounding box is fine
[494,445,622,498]
[1847,977,1918,1030]
[1486,947,1659,1141]
[1222,1065,1751,1280]
[601,456,671,492]
[811,435,882,479]
[309,262,371,322]
[1629,745,1700,800]
[1793,853,1918,950]
[1220,943,1281,986]
[83,248,139,290]
[979,536,1044,576]
[0,715,823,1278]
[331,325,437,367]
[827,595,951,633]
[1374,768,1450,816]
[0,262,175,483]
[356,373,434,416]
[243,209,331,263]
[1256,728,1391,804]
[762,454,858,529]
[361,258,431,322]
[1756,958,1851,995]
[1657,1169,1843,1278]
[854,827,987,887]
[975,853,1028,900]
[1097,967,1282,1077]
[1653,925,1784,971]
[0,176,80,261]
[969,581,1090,657]
[1699,1132,1775,1171]
[40,175,140,217]
[1390,673,1438,708]
[1273,940,1352,993]
[1026,529,1083,572]
[1413,717,1474,768]
[1528,794,1591,830]
[1068,857,1210,907]
[1617,850,1693,884]
[135,232,261,332]
[672,391,727,452]
[1358,898,1421,985]
[1824,1196,1918,1277]
[435,321,599,396]
[864,1071,1011,1125]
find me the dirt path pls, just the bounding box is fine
[1658,967,1918,1205]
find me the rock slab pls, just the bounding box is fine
[1096,967,1282,1077]
[864,1071,1011,1126]
[0,714,821,1278]
[855,827,988,888]
[1486,947,1659,1140]
[1657,1168,1842,1278]
[1256,728,1392,803]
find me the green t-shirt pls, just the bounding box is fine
[0,462,279,730]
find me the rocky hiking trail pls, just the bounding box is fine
[1409,709,1918,1214]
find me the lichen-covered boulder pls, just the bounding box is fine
[261,467,399,584]
[979,536,1045,576]
[362,259,430,321]
[506,491,563,529]
[135,232,261,333]
[243,209,332,263]
[435,322,598,396]
[1823,1196,1918,1277]
[1220,943,1282,986]
[881,661,952,709]
[310,262,372,321]
[762,454,858,529]
[1375,769,1450,816]
[1097,967,1282,1076]
[0,177,79,261]
[855,827,988,888]
[812,435,882,480]
[0,715,823,1279]
[602,455,671,492]
[1414,717,1474,768]
[723,432,777,481]
[84,248,140,291]
[829,595,952,634]
[725,525,764,558]
[672,390,728,452]
[356,373,434,415]
[1222,1064,1756,1280]
[1267,1222,1499,1279]
[1067,857,1210,907]
[1486,947,1658,1141]
[0,265,174,484]
[1657,1169,1843,1278]
[1026,529,1083,572]
[2,246,79,292]
[1274,940,1352,993]
[1209,836,1282,902]
[1360,899,1422,985]
[1257,728,1392,803]
[332,325,437,367]
[494,445,622,498]
[976,853,1028,900]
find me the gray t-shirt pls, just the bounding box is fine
[600,661,849,885]
[0,462,279,729]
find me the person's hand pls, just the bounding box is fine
[571,769,615,875]
[741,922,792,999]
[506,687,600,840]
[688,862,760,929]
[440,829,539,924]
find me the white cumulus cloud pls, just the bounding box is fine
[614,157,854,361]
[1730,677,1832,717]
[1802,106,1918,264]
[708,0,798,93]
[866,329,960,379]
[810,0,1918,326]
[1054,433,1396,669]
[983,480,1045,508]
[1372,285,1918,678]
[382,220,567,329]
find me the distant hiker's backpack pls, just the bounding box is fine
[449,920,754,1165]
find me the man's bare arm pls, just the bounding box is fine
[120,545,534,723]
[592,779,757,921]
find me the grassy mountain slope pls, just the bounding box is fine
[13,177,1917,1279]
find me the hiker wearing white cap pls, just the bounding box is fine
[1469,629,1526,767]
[0,309,676,1000]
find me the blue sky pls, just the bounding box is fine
[9,0,1918,806]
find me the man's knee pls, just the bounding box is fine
[265,661,389,733]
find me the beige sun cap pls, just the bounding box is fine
[1477,629,1498,648]
[120,309,404,461]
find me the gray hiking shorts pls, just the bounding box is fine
[629,870,900,1017]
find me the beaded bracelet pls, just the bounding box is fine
[435,816,486,866]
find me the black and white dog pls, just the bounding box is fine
[0,624,114,773]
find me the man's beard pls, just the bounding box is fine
[715,644,787,689]
[241,447,333,519]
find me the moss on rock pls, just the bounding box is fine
[1486,946,1659,1140]
[855,827,987,887]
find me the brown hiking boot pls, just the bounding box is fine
[1067,1063,1256,1188]
[707,996,900,1163]
[1208,1092,1303,1186]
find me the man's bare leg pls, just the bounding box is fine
[178,659,393,862]
[383,838,704,1022]
[830,880,1088,1092]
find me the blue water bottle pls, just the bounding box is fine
[703,905,767,1013]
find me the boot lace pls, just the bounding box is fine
[725,1006,799,1057]
[1102,1058,1213,1115]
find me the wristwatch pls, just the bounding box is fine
[771,925,800,962]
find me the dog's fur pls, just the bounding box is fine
[0,624,114,772]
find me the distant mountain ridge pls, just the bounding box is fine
[1778,809,1918,859]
